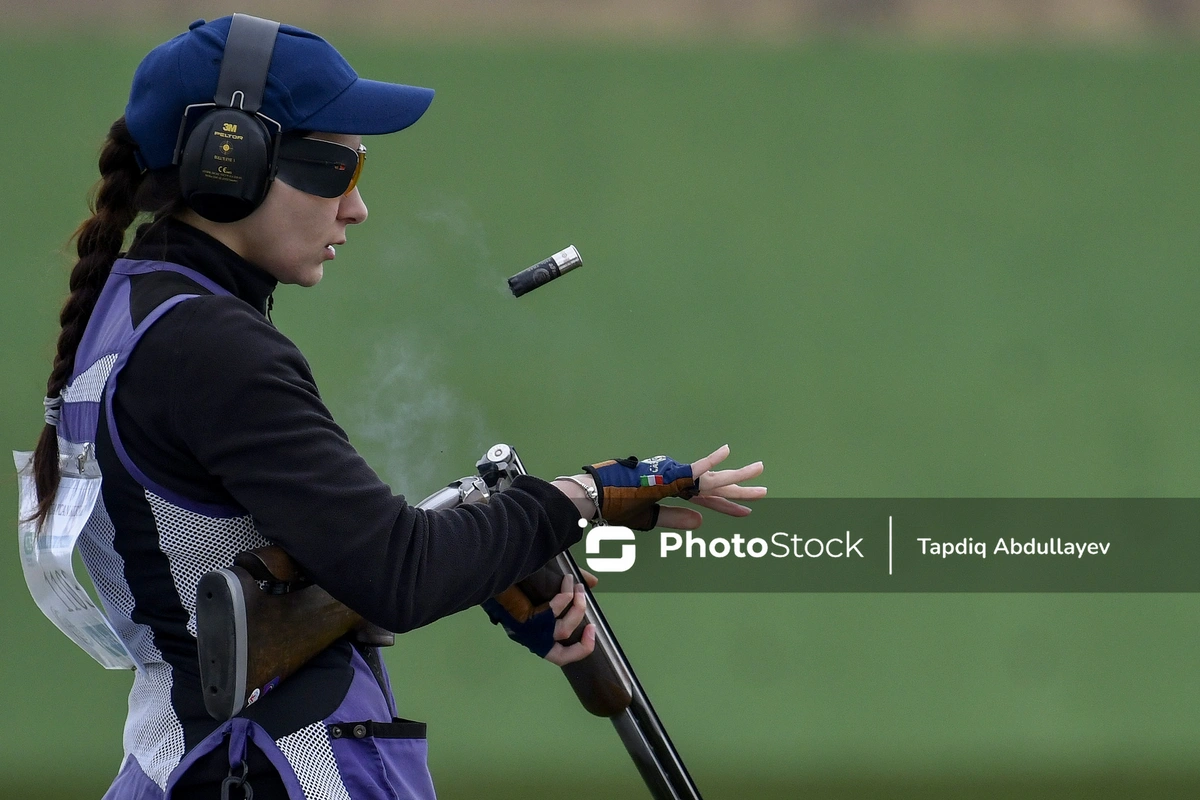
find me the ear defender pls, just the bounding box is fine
[178,108,275,222]
[175,14,281,223]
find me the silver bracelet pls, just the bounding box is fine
[554,475,603,525]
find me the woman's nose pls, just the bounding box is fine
[339,188,368,225]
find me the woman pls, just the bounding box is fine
[28,15,764,799]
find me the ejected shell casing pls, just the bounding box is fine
[508,245,583,297]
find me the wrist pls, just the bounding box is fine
[551,474,600,523]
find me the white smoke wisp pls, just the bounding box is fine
[415,199,510,298]
[351,335,490,502]
[376,195,513,331]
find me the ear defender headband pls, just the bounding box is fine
[174,14,281,223]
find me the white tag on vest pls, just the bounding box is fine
[14,450,138,670]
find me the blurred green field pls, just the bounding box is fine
[3,32,1200,798]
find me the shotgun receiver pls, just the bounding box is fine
[196,444,702,800]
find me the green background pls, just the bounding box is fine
[2,32,1199,797]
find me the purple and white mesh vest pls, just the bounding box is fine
[57,259,434,800]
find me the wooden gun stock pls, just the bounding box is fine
[195,546,392,721]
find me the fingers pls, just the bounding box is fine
[689,493,754,517]
[545,570,597,620]
[657,504,705,531]
[706,483,768,500]
[547,574,577,616]
[699,460,764,492]
[689,444,731,476]
[547,575,593,666]
[553,582,587,640]
[689,445,763,497]
[544,624,596,666]
[654,491,756,533]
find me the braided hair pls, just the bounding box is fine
[29,116,181,527]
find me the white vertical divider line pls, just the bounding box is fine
[889,516,893,576]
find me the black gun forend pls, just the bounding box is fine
[507,245,582,297]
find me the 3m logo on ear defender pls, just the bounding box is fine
[222,123,238,133]
[585,525,637,573]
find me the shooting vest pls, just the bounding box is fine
[30,259,434,800]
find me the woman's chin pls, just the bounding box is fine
[301,266,324,287]
[291,265,324,287]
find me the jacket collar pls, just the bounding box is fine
[126,217,277,316]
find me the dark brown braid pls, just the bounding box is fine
[29,117,146,527]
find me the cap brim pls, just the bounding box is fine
[296,77,434,135]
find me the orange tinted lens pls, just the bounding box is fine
[344,145,366,195]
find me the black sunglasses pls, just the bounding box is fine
[275,137,366,198]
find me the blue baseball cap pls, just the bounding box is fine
[126,16,435,170]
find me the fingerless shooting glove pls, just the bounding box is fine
[584,455,698,531]
[481,584,561,657]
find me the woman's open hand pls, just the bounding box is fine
[660,444,765,531]
[554,445,765,531]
